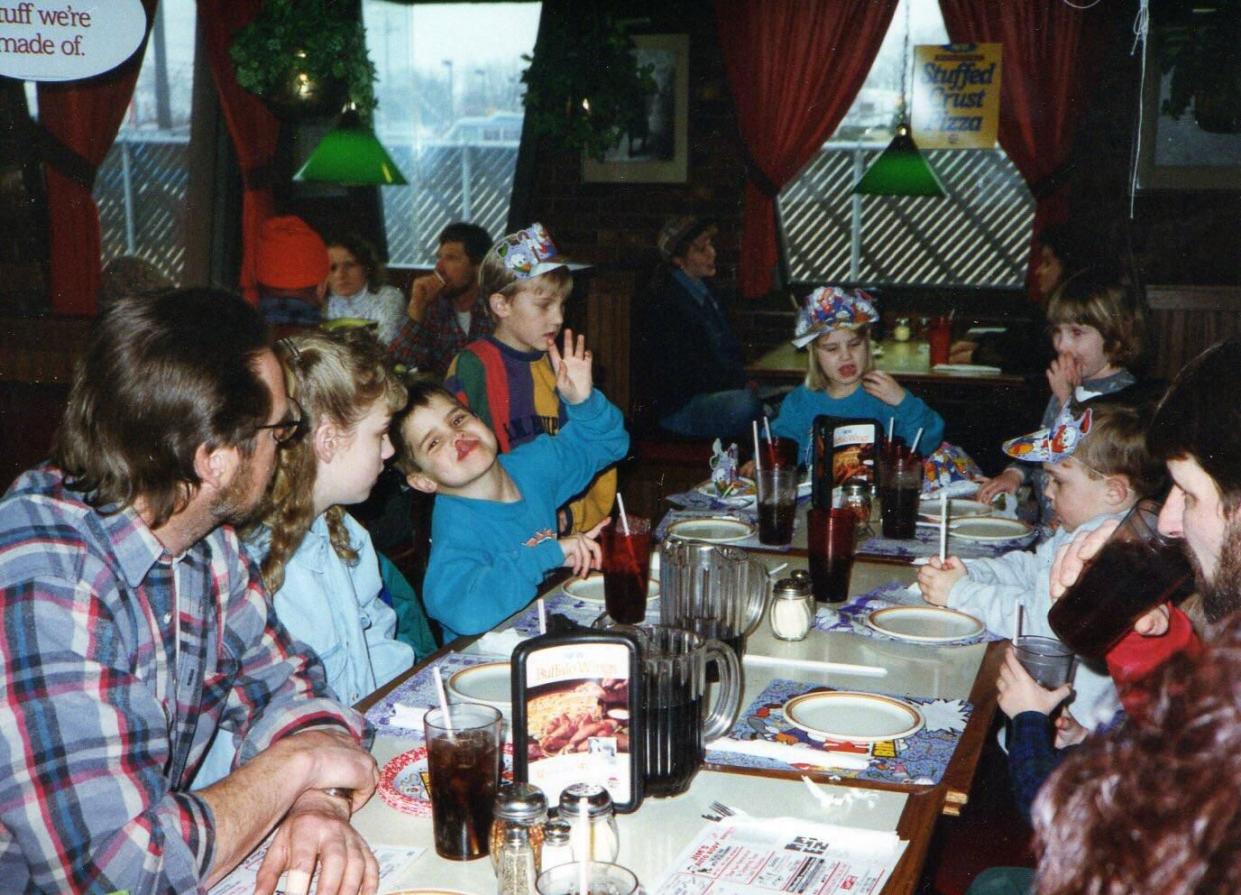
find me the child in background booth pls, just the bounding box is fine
[977,275,1146,525]
[193,330,414,788]
[919,399,1166,733]
[325,232,406,348]
[394,330,629,641]
[770,287,944,466]
[445,223,617,535]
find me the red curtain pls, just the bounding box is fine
[715,0,898,298]
[198,0,280,304]
[36,0,157,316]
[938,0,1107,300]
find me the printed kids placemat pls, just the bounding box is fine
[365,651,497,737]
[496,587,661,637]
[814,581,1005,644]
[857,523,1037,562]
[706,678,972,787]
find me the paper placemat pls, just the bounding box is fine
[365,651,498,737]
[814,581,1004,644]
[857,524,1037,561]
[707,679,972,787]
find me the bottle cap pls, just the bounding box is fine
[772,577,812,601]
[558,783,613,817]
[494,782,548,824]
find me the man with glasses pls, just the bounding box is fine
[0,289,380,894]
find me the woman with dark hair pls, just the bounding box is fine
[325,232,406,347]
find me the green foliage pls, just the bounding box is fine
[521,17,657,161]
[231,0,377,117]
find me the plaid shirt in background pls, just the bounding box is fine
[0,465,364,893]
[387,294,493,377]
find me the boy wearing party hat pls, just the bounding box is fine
[445,223,617,535]
[918,399,1165,732]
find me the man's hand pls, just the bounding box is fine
[917,556,966,607]
[407,273,446,323]
[281,729,379,811]
[1046,352,1080,406]
[1048,519,1120,601]
[861,370,906,406]
[976,468,1023,505]
[254,789,379,895]
[996,646,1072,720]
[1053,709,1088,749]
[549,328,593,405]
[560,518,607,577]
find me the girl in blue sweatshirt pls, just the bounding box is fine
[772,287,944,465]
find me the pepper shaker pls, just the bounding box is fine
[490,782,548,873]
[496,826,538,895]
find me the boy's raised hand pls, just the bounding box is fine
[548,327,593,405]
[997,646,1072,719]
[917,555,966,607]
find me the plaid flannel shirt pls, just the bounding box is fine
[387,294,493,376]
[0,465,363,893]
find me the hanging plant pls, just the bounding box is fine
[1157,0,1241,134]
[521,16,657,160]
[231,0,378,120]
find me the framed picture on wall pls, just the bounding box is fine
[1136,8,1241,190]
[581,33,689,184]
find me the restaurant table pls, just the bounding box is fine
[746,339,1026,388]
[350,552,1004,895]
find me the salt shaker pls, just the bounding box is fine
[558,783,619,863]
[490,782,548,873]
[770,576,814,641]
[540,819,574,870]
[496,826,538,895]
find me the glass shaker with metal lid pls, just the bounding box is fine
[770,576,814,641]
[490,782,548,872]
[558,783,619,862]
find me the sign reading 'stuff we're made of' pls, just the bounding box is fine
[0,0,147,82]
[911,43,1002,150]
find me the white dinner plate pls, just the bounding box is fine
[865,606,985,643]
[931,363,1003,375]
[917,497,992,523]
[949,517,1032,542]
[562,573,660,603]
[695,477,756,507]
[666,517,757,543]
[783,691,923,743]
[447,662,512,714]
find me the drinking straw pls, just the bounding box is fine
[887,417,895,443]
[1016,603,1025,641]
[432,666,453,735]
[767,562,789,578]
[763,416,774,454]
[752,421,763,472]
[939,492,948,564]
[910,427,924,456]
[537,597,547,635]
[433,270,446,285]
[617,493,632,537]
[577,795,591,895]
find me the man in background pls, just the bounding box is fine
[256,214,330,329]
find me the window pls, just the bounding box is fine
[778,0,1034,287]
[93,0,196,285]
[363,2,541,267]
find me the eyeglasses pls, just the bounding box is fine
[256,399,306,445]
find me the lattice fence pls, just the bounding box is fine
[380,141,520,267]
[95,132,191,285]
[780,144,1035,286]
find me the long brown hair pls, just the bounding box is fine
[259,330,407,592]
[52,288,270,528]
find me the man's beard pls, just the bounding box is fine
[211,454,265,528]
[1192,514,1241,624]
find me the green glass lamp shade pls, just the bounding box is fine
[852,125,946,198]
[295,111,408,186]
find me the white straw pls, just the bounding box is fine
[767,562,789,578]
[577,795,590,895]
[910,427,924,455]
[764,416,773,444]
[432,666,453,734]
[433,269,446,285]
[887,417,895,442]
[616,494,631,537]
[939,492,948,564]
[752,421,762,472]
[537,597,547,635]
[1016,603,1025,641]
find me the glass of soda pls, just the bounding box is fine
[878,452,922,539]
[756,466,798,545]
[424,702,503,860]
[601,516,652,625]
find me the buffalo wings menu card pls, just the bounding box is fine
[652,817,906,895]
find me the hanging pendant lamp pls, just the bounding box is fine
[295,107,408,186]
[852,2,945,198]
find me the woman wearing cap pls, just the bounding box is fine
[634,216,763,437]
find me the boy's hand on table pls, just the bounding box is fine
[997,646,1072,720]
[1048,518,1120,600]
[559,518,607,577]
[976,468,1022,504]
[917,556,966,607]
[549,327,592,405]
